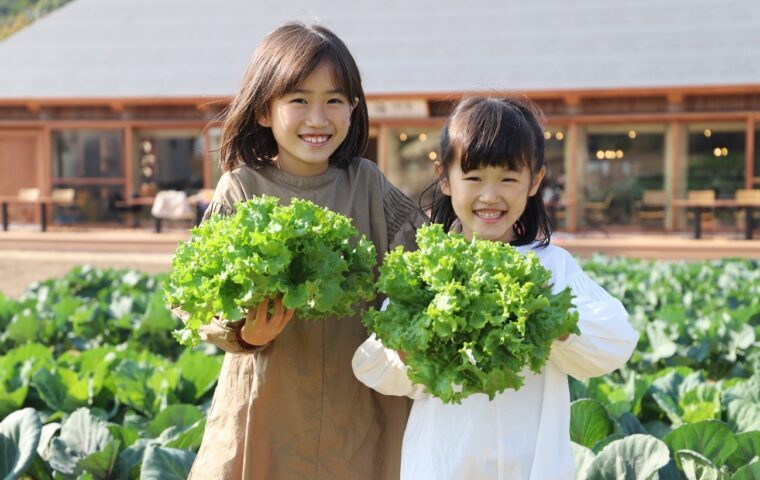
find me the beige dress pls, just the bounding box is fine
[188,158,427,480]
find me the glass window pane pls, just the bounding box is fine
[52,130,123,178]
[543,128,566,202]
[51,184,126,223]
[133,130,204,196]
[385,128,440,201]
[686,124,744,197]
[754,127,760,181]
[585,125,665,226]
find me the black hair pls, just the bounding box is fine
[424,96,552,247]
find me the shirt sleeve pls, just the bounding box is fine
[352,334,429,399]
[549,269,639,380]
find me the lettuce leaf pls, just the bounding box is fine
[364,224,579,403]
[165,195,377,346]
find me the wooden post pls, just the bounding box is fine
[565,123,579,232]
[665,121,681,231]
[746,117,755,190]
[376,124,389,173]
[38,126,50,227]
[124,126,134,197]
[202,128,212,189]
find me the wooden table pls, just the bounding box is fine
[114,196,204,233]
[113,196,159,231]
[672,198,760,240]
[0,196,75,232]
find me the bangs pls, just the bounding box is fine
[446,98,537,174]
[274,40,357,101]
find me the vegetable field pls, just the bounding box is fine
[0,267,222,479]
[0,257,758,479]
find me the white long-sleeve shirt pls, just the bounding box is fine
[352,243,639,480]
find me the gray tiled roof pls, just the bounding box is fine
[0,0,758,100]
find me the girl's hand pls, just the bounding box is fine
[239,296,295,347]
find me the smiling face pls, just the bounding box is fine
[439,158,545,243]
[258,61,354,176]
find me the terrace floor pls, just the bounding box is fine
[1,225,758,298]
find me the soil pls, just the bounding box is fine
[0,249,172,299]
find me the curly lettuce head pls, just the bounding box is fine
[165,195,377,346]
[364,224,579,403]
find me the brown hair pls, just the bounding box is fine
[219,22,368,172]
[425,96,552,247]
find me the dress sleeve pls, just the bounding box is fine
[201,200,235,222]
[549,269,639,380]
[200,170,246,222]
[352,334,429,399]
[199,317,270,354]
[381,180,428,252]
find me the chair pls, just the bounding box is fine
[634,189,666,226]
[584,191,613,226]
[736,189,760,204]
[1,188,40,229]
[734,189,760,232]
[17,188,40,202]
[51,188,75,203]
[546,195,567,228]
[51,188,80,223]
[686,189,716,231]
[15,188,41,223]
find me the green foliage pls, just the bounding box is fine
[664,420,738,469]
[0,266,220,479]
[0,0,74,40]
[0,407,41,480]
[365,224,578,403]
[570,399,615,449]
[0,253,758,478]
[583,256,760,379]
[165,195,377,346]
[139,445,195,480]
[573,434,671,480]
[47,408,114,476]
[571,256,760,478]
[1,266,183,358]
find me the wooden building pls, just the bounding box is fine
[0,0,758,231]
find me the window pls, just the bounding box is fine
[52,130,123,178]
[133,129,204,196]
[584,125,665,226]
[685,123,745,197]
[385,128,440,202]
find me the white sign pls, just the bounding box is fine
[366,99,429,119]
